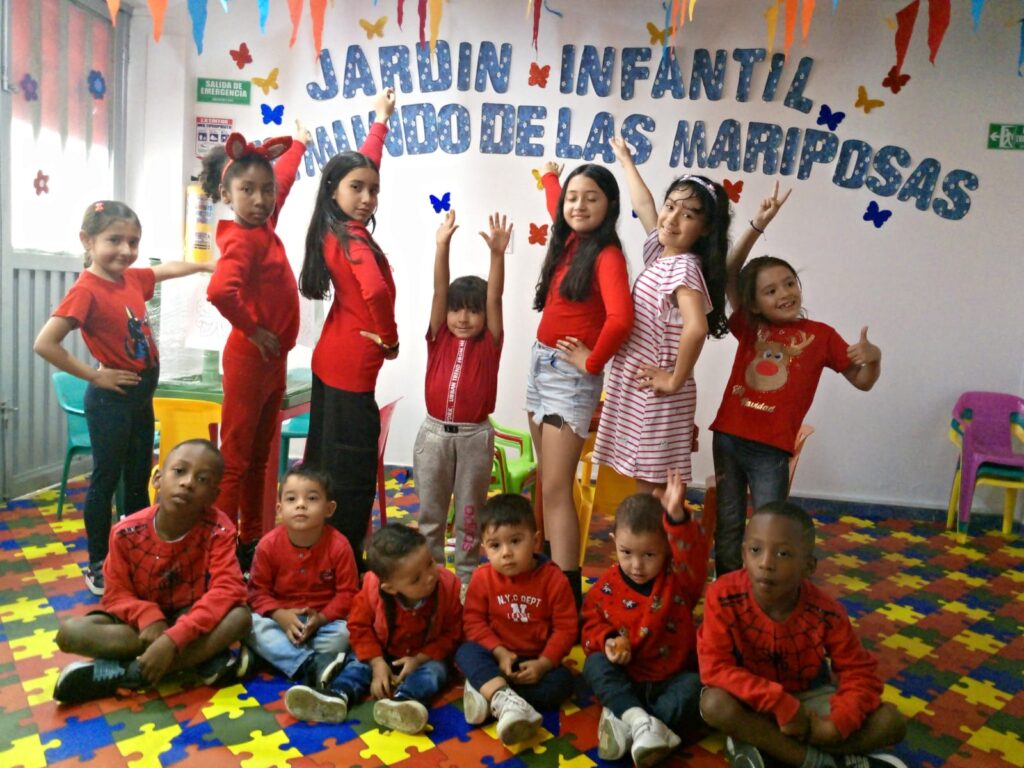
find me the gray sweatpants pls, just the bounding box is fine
[413,416,494,584]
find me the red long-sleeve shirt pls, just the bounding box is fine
[463,556,578,665]
[536,172,633,374]
[101,505,247,649]
[207,139,306,354]
[348,567,462,661]
[582,513,708,682]
[247,524,359,622]
[697,569,883,739]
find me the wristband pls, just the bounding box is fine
[749,219,765,234]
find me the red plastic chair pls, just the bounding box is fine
[373,398,401,533]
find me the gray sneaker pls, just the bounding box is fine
[462,678,490,725]
[597,707,632,760]
[284,684,349,723]
[374,698,429,734]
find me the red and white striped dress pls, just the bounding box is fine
[591,229,711,483]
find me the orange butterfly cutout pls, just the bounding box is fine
[723,179,743,204]
[229,42,252,69]
[359,16,387,39]
[251,67,279,96]
[529,223,549,246]
[855,85,885,114]
[528,62,550,88]
[646,21,674,45]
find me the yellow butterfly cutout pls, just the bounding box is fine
[532,169,546,190]
[855,85,885,114]
[251,67,279,96]
[884,16,897,30]
[646,21,674,45]
[359,16,387,39]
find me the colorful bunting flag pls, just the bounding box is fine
[106,0,120,26]
[187,0,208,54]
[927,0,950,63]
[148,0,167,41]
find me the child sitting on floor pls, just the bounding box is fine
[284,524,462,733]
[698,501,907,768]
[246,464,359,690]
[53,439,250,703]
[581,470,709,767]
[456,494,578,746]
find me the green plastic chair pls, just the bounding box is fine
[489,417,537,498]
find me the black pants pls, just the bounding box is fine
[304,376,379,565]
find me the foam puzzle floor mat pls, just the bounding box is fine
[1,468,1022,767]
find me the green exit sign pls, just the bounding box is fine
[988,123,1024,150]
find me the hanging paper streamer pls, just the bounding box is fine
[220,0,228,10]
[257,0,269,32]
[971,0,985,30]
[429,0,442,53]
[311,0,327,57]
[396,0,405,29]
[187,0,208,54]
[783,0,797,58]
[148,0,168,41]
[832,0,838,10]
[531,0,542,49]
[418,0,427,47]
[106,0,120,26]
[801,0,815,42]
[765,2,780,55]
[544,1,563,18]
[893,0,919,75]
[927,0,950,63]
[287,0,302,47]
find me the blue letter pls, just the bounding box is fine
[762,53,785,101]
[783,56,814,114]
[307,49,339,100]
[556,107,583,159]
[932,169,978,220]
[652,47,685,99]
[416,40,452,92]
[378,45,413,93]
[583,112,616,162]
[707,119,742,170]
[733,48,766,102]
[576,45,616,97]
[475,42,511,93]
[437,103,471,154]
[621,114,655,164]
[342,45,377,98]
[832,139,872,189]
[669,120,709,168]
[480,103,514,154]
[515,105,547,157]
[689,49,728,100]
[743,122,783,174]
[620,47,651,100]
[867,145,910,196]
[797,128,838,179]
[898,157,941,211]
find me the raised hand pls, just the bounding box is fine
[479,211,512,254]
[846,326,880,367]
[373,87,396,122]
[436,209,458,245]
[542,160,564,177]
[610,136,634,166]
[293,119,312,144]
[751,180,793,233]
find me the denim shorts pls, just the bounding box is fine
[525,340,604,439]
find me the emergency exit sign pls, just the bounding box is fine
[987,123,1024,150]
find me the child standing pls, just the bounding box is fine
[581,470,709,767]
[533,163,634,605]
[284,524,462,734]
[34,201,214,595]
[53,440,250,703]
[246,464,359,688]
[456,494,578,746]
[300,89,397,565]
[201,120,311,571]
[710,185,881,575]
[698,502,907,768]
[415,209,511,589]
[592,139,731,496]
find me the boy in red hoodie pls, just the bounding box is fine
[455,494,578,746]
[581,470,708,767]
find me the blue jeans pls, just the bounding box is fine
[329,658,448,705]
[455,641,574,711]
[83,367,158,566]
[583,654,702,742]
[246,614,350,679]
[712,431,790,576]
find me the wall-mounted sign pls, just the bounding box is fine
[195,116,233,156]
[988,123,1024,150]
[197,77,251,105]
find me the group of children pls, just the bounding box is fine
[38,84,902,766]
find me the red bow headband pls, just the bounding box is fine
[221,132,293,182]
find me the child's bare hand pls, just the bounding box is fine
[554,336,591,374]
[610,136,633,166]
[542,161,563,177]
[296,610,327,643]
[272,608,307,644]
[780,705,811,741]
[604,635,632,665]
[751,181,792,232]
[137,634,176,685]
[138,620,169,648]
[92,365,141,395]
[509,657,552,686]
[654,468,688,521]
[807,712,842,746]
[359,330,399,359]
[479,211,512,254]
[293,119,312,144]
[635,365,678,396]
[370,657,394,699]
[391,656,422,682]
[846,327,880,367]
[248,326,281,360]
[436,210,458,245]
[493,646,518,679]
[373,87,396,121]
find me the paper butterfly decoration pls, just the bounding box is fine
[881,66,910,94]
[261,103,284,125]
[34,170,49,195]
[863,200,892,229]
[531,169,544,190]
[723,179,743,204]
[429,192,451,213]
[646,21,674,45]
[528,62,550,88]
[855,85,885,114]
[230,42,252,69]
[87,70,106,100]
[359,16,387,39]
[816,104,845,132]
[19,73,38,101]
[251,68,279,95]
[529,223,549,245]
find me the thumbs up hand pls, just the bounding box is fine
[846,326,881,367]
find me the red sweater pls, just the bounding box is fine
[348,567,463,661]
[582,514,708,682]
[207,140,306,355]
[537,172,633,374]
[310,122,397,392]
[247,525,359,622]
[463,556,577,664]
[697,569,883,739]
[101,505,247,649]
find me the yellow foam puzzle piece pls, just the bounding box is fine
[951,677,1012,709]
[829,553,863,569]
[25,564,83,585]
[116,722,182,768]
[201,684,260,720]
[877,603,924,625]
[0,597,54,624]
[0,733,62,768]
[22,667,61,706]
[947,571,986,588]
[827,574,869,592]
[882,552,922,568]
[839,515,873,528]
[840,532,874,545]
[891,530,927,543]
[952,629,1005,655]
[940,600,989,622]
[961,725,1024,767]
[10,627,59,660]
[226,728,302,768]
[882,683,933,718]
[358,727,436,765]
[50,518,86,535]
[947,545,984,561]
[19,542,69,560]
[881,632,933,659]
[889,573,928,590]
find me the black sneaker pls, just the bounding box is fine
[285,684,349,723]
[54,659,142,704]
[840,755,909,768]
[195,650,238,686]
[237,539,259,579]
[83,564,105,596]
[306,651,347,689]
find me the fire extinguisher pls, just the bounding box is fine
[184,180,214,263]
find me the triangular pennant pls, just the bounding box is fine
[970,0,985,30]
[893,0,920,74]
[801,0,816,42]
[418,0,427,47]
[287,0,302,47]
[148,0,168,41]
[926,0,950,63]
[310,0,327,57]
[257,0,269,32]
[397,0,406,29]
[531,0,542,49]
[783,0,798,58]
[187,0,208,54]
[429,0,442,53]
[765,1,781,55]
[106,0,120,26]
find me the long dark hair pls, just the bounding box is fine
[532,164,622,311]
[663,175,730,338]
[300,151,384,300]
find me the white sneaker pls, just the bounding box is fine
[491,687,542,745]
[597,707,632,760]
[630,714,680,768]
[462,679,490,725]
[374,698,429,734]
[284,684,348,723]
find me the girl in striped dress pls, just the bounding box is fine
[589,138,731,494]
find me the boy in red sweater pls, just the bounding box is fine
[53,440,250,703]
[284,524,462,733]
[698,502,907,768]
[581,470,708,767]
[245,465,359,691]
[455,494,578,745]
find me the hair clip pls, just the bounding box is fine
[678,174,719,202]
[94,202,105,212]
[221,132,293,182]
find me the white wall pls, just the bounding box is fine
[126,0,1023,513]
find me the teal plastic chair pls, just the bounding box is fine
[279,411,310,479]
[52,372,91,521]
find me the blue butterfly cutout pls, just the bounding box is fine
[429,192,451,213]
[863,200,892,229]
[261,103,284,125]
[816,103,845,132]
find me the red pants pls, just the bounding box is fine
[218,335,286,543]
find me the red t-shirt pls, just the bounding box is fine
[424,326,502,424]
[711,313,851,453]
[53,268,158,372]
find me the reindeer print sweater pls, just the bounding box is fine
[711,312,850,454]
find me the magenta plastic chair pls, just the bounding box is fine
[952,391,1024,535]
